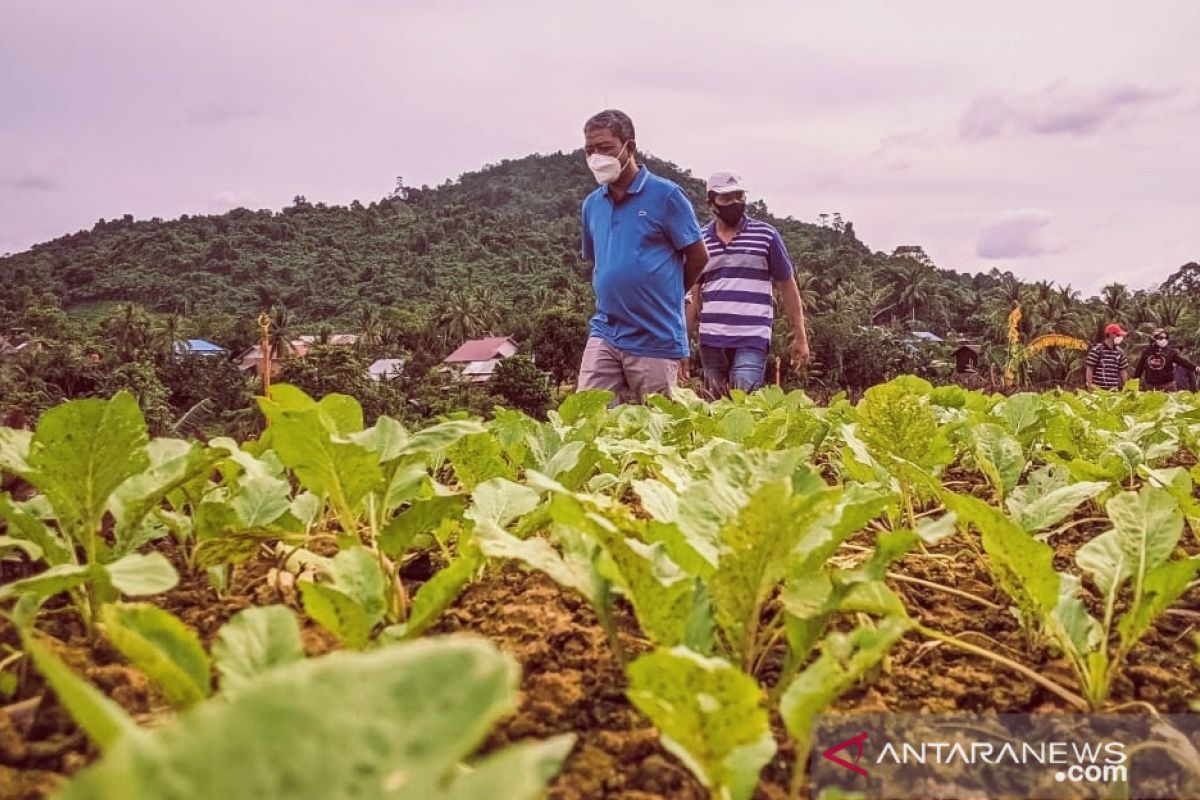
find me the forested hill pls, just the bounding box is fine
[1,150,953,325]
[3,149,1196,367]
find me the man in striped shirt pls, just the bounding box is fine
[1084,323,1130,390]
[685,170,809,396]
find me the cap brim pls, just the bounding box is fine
[710,185,746,194]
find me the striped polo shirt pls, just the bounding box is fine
[697,215,794,351]
[1086,343,1129,389]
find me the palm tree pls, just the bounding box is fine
[1030,280,1056,309]
[884,260,934,323]
[794,272,819,313]
[1153,291,1189,330]
[1100,283,1129,319]
[469,285,503,335]
[266,304,298,359]
[1126,293,1156,332]
[355,306,384,357]
[1056,284,1080,306]
[435,289,482,347]
[121,304,148,356]
[986,275,1025,314]
[153,313,185,362]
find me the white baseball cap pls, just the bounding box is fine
[706,170,746,194]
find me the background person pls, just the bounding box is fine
[686,171,809,396]
[1134,326,1200,391]
[1084,323,1130,390]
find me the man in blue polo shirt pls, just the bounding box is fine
[578,109,709,402]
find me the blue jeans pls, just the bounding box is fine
[699,346,768,396]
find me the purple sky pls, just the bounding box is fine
[2,0,1198,295]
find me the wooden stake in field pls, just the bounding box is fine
[258,312,273,404]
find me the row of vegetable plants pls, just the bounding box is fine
[1,378,1198,799]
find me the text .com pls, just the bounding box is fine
[1055,763,1129,785]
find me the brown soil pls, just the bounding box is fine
[431,567,714,800]
[3,511,1200,799]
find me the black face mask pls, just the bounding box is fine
[714,202,745,227]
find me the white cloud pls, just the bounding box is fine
[960,83,1179,141]
[1,0,1198,298]
[976,210,1060,259]
[0,174,60,191]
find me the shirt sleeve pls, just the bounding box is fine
[1117,351,1130,370]
[767,228,795,281]
[1085,346,1100,368]
[661,187,703,251]
[580,203,594,262]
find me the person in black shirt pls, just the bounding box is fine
[1134,327,1200,391]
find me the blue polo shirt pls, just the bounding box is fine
[581,166,702,359]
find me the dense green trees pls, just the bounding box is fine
[531,308,589,386]
[1,150,1197,424]
[490,355,551,419]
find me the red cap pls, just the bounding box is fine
[1104,323,1127,336]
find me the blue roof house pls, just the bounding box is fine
[173,339,229,360]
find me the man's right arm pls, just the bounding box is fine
[661,186,706,290]
[580,203,594,263]
[1133,349,1147,378]
[681,240,708,292]
[685,289,701,339]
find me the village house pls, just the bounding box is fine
[172,339,228,360]
[367,358,405,382]
[0,336,42,358]
[237,333,358,374]
[442,336,517,383]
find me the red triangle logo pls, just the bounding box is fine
[822,731,869,777]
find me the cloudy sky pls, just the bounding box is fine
[2,0,1197,295]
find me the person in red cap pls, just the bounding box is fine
[1085,323,1130,390]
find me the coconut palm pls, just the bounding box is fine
[1100,283,1129,319]
[1153,291,1189,330]
[989,274,1028,309]
[794,272,819,313]
[435,288,483,346]
[355,306,384,357]
[107,303,152,359]
[152,313,185,362]
[883,260,935,322]
[266,304,299,359]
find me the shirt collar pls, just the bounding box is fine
[704,212,753,236]
[602,165,650,198]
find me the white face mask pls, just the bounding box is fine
[1113,336,1125,346]
[1157,337,1169,347]
[586,142,629,185]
